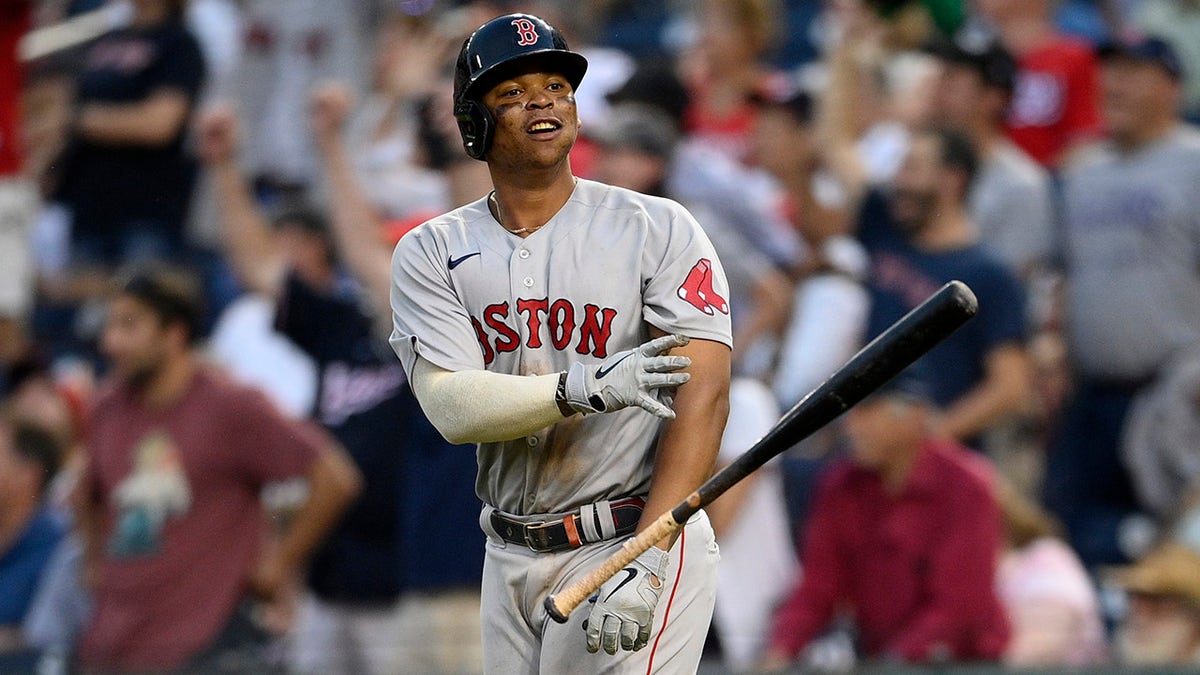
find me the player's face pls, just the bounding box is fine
[101,295,174,388]
[483,71,580,169]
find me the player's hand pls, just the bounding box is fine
[583,547,669,654]
[309,81,354,141]
[563,334,691,419]
[194,104,240,165]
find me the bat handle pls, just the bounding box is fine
[544,511,684,623]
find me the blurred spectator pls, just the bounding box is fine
[1110,541,1200,666]
[757,371,1010,670]
[704,378,798,673]
[681,0,787,163]
[0,419,66,654]
[851,127,1033,445]
[54,0,206,270]
[75,268,361,673]
[976,0,1103,167]
[198,96,484,673]
[1132,0,1200,122]
[994,477,1107,667]
[746,88,869,411]
[926,33,1055,279]
[1047,35,1200,567]
[340,15,456,226]
[234,0,374,200]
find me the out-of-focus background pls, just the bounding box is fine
[1,0,1200,673]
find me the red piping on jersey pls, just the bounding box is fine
[645,526,685,674]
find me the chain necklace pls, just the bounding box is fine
[489,191,531,235]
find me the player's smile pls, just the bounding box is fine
[526,117,564,139]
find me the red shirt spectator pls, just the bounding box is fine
[1005,36,1102,167]
[766,437,1010,663]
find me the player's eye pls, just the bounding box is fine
[502,87,522,97]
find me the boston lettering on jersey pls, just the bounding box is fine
[471,298,618,365]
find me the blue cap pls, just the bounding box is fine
[1098,35,1184,81]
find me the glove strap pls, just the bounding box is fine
[554,371,575,418]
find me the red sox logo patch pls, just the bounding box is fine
[512,18,539,46]
[677,258,729,316]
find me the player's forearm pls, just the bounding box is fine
[410,357,568,444]
[638,339,730,549]
[273,445,362,574]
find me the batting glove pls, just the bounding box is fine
[563,334,691,419]
[584,546,669,654]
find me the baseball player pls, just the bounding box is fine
[389,13,732,674]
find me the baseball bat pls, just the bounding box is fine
[545,279,978,623]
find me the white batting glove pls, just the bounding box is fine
[584,547,669,654]
[563,334,691,419]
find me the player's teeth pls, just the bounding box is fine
[530,122,556,132]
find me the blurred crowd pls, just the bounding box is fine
[1,0,1199,673]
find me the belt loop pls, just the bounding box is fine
[562,514,582,547]
[595,500,617,540]
[480,505,506,548]
[579,503,601,543]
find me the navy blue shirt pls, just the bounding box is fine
[60,21,206,232]
[277,274,482,600]
[857,190,1026,408]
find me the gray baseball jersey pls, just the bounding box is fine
[390,178,733,515]
[1062,125,1200,381]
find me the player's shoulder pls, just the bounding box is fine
[392,198,491,255]
[575,179,698,229]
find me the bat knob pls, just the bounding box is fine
[545,595,570,624]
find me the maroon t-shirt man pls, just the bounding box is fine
[768,438,1011,662]
[79,368,327,672]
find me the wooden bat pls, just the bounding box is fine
[545,279,979,623]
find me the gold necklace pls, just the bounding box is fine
[489,192,531,235]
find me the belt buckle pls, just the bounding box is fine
[523,521,554,552]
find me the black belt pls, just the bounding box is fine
[490,497,646,553]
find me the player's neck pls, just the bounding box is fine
[489,168,578,236]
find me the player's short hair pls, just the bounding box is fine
[118,266,205,346]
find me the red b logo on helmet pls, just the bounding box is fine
[512,18,539,46]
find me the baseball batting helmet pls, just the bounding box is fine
[453,14,588,160]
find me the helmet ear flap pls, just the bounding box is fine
[455,98,494,161]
